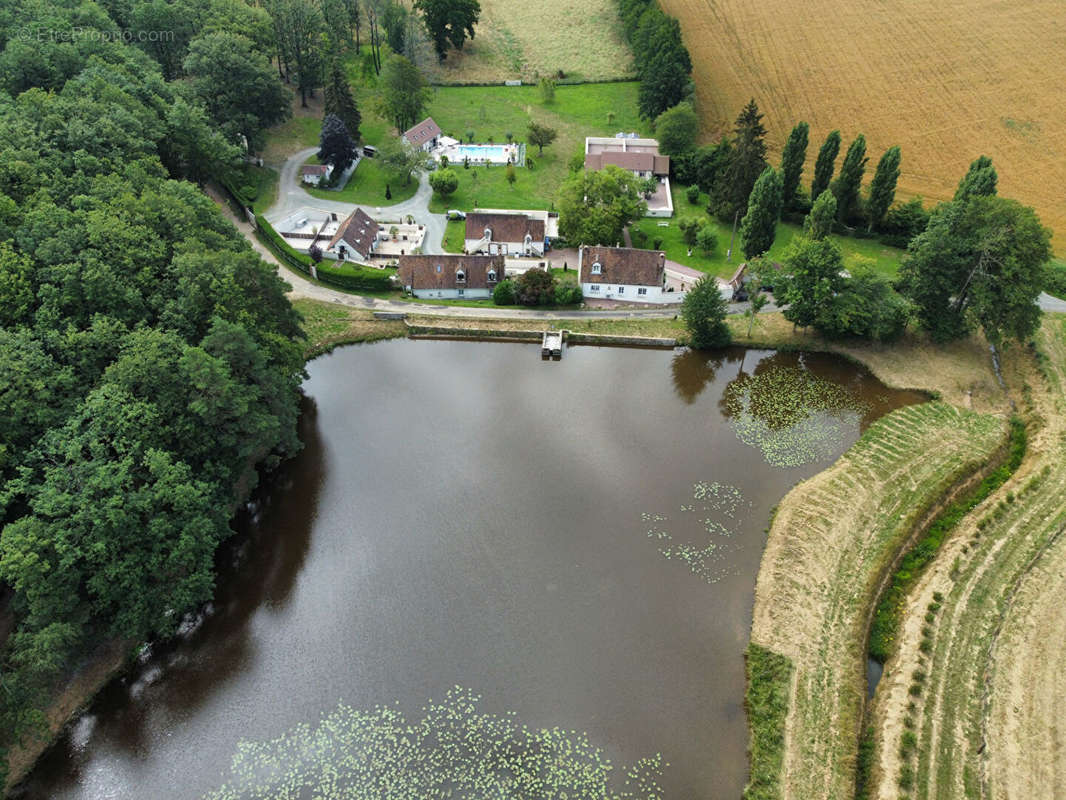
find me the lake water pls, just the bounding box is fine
[20,340,925,799]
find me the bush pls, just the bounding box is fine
[492,279,516,305]
[316,263,394,291]
[696,225,718,256]
[515,268,556,306]
[553,284,582,305]
[1044,260,1066,300]
[429,167,459,198]
[686,184,700,204]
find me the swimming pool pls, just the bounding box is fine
[444,142,525,166]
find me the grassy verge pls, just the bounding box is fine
[443,218,466,253]
[404,314,686,340]
[867,416,1027,663]
[294,299,406,358]
[631,184,906,280]
[306,157,419,205]
[744,644,793,800]
[749,400,1005,799]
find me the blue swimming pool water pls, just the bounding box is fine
[454,144,511,161]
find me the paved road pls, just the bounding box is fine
[270,147,447,255]
[1039,292,1066,312]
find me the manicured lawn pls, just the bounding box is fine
[306,156,419,205]
[632,184,906,280]
[443,218,466,253]
[426,82,647,213]
[261,113,322,165]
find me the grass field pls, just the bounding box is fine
[422,0,634,84]
[660,0,1066,253]
[294,299,406,358]
[306,157,419,205]
[633,184,905,279]
[867,315,1066,800]
[749,400,1005,800]
[425,82,647,213]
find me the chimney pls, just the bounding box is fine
[658,251,666,270]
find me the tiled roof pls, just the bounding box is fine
[328,208,379,258]
[580,246,665,286]
[584,151,670,175]
[399,254,505,290]
[464,213,545,244]
[301,164,331,175]
[402,117,441,147]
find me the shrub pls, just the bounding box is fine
[553,284,582,305]
[429,167,459,198]
[515,268,556,306]
[492,279,516,305]
[696,225,718,256]
[686,184,700,204]
[1045,260,1066,300]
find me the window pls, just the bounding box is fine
[617,286,625,295]
[487,270,497,281]
[590,285,600,291]
[436,264,442,273]
[458,288,465,297]
[456,270,466,282]
[638,287,647,295]
[591,262,602,275]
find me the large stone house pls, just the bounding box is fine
[399,254,505,299]
[402,117,442,152]
[326,208,379,262]
[464,212,545,256]
[578,245,683,303]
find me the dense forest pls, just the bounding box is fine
[0,0,308,782]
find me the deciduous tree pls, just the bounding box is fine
[954,155,997,201]
[379,53,430,132]
[414,0,481,61]
[866,145,901,231]
[803,189,837,241]
[682,275,731,349]
[739,166,783,259]
[429,166,459,197]
[831,133,867,223]
[779,121,809,211]
[526,121,557,156]
[557,165,647,246]
[810,129,841,205]
[654,102,700,156]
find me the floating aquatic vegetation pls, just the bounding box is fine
[721,367,869,467]
[645,483,750,584]
[203,687,665,800]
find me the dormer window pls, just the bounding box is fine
[484,227,492,240]
[456,269,466,283]
[487,269,497,282]
[591,262,602,275]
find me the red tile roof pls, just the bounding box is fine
[402,117,441,147]
[328,208,379,259]
[580,246,665,286]
[301,164,331,175]
[399,254,505,291]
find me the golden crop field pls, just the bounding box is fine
[423,0,634,84]
[660,0,1066,251]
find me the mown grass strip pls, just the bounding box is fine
[744,643,793,800]
[868,417,1027,663]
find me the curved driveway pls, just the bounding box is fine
[253,148,1066,317]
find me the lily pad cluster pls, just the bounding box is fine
[721,367,869,467]
[643,482,751,584]
[203,686,665,800]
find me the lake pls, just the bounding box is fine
[20,339,925,799]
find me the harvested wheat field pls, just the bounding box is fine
[660,0,1066,251]
[868,314,1066,800]
[424,0,634,84]
[748,401,1006,799]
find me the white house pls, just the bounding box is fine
[326,208,379,262]
[464,212,545,256]
[399,254,505,299]
[402,117,442,152]
[578,245,684,304]
[584,136,673,217]
[301,164,333,185]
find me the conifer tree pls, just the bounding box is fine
[810,129,841,204]
[739,167,783,259]
[725,99,768,218]
[779,121,809,211]
[323,59,362,142]
[866,145,901,231]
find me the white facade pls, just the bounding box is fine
[410,287,492,299]
[580,281,685,304]
[464,234,544,257]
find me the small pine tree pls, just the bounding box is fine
[682,275,731,349]
[810,130,841,204]
[505,162,516,187]
[832,134,867,223]
[779,121,809,211]
[739,167,783,259]
[866,145,901,231]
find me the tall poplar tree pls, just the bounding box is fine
[739,166,783,259]
[810,129,841,204]
[779,121,809,211]
[832,133,867,223]
[804,190,837,241]
[866,145,901,231]
[725,99,768,218]
[954,155,998,201]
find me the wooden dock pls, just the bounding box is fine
[541,330,563,358]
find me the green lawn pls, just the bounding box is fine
[250,166,279,214]
[306,156,419,205]
[426,82,647,213]
[443,218,465,253]
[632,184,906,280]
[261,114,322,165]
